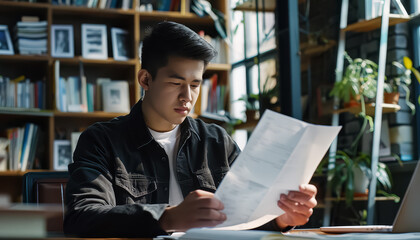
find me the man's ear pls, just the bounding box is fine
[138,69,152,91]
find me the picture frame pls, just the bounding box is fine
[111,27,129,61]
[81,24,107,59]
[51,24,74,58]
[53,140,72,171]
[102,81,130,113]
[0,25,14,55]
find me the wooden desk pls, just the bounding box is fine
[290,228,329,235]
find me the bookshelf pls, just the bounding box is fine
[0,0,231,202]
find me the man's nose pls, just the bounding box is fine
[179,84,193,102]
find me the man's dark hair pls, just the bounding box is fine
[141,21,217,78]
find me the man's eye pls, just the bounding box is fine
[170,82,181,85]
[191,84,200,88]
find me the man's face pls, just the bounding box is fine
[142,56,204,131]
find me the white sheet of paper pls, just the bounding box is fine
[214,110,341,230]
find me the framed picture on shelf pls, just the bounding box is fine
[53,140,72,171]
[51,25,74,58]
[81,24,107,59]
[0,25,14,55]
[102,81,130,113]
[111,27,129,61]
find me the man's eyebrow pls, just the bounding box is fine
[168,73,185,80]
[168,73,202,83]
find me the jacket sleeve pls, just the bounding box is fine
[63,125,168,238]
[224,131,241,167]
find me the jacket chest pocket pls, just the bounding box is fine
[115,172,157,204]
[195,168,217,193]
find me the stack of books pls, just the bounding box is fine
[198,31,227,64]
[52,0,133,10]
[15,20,48,55]
[193,74,226,116]
[4,123,40,171]
[0,75,45,109]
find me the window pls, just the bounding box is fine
[229,0,277,121]
[229,0,278,144]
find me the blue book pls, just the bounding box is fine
[59,77,67,112]
[19,123,31,170]
[37,81,44,109]
[87,83,94,112]
[157,0,171,11]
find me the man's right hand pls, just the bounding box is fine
[158,190,226,232]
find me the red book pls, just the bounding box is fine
[34,82,39,108]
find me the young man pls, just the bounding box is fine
[64,21,317,238]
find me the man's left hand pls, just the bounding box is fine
[275,184,317,229]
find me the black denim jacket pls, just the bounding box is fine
[63,101,241,238]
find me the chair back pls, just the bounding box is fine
[22,171,69,233]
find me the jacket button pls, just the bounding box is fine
[164,187,168,191]
[161,157,167,161]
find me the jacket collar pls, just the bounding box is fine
[128,100,200,149]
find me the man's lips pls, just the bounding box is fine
[174,107,189,113]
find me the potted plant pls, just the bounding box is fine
[328,150,394,206]
[322,52,402,206]
[236,93,260,121]
[384,56,420,114]
[259,76,280,115]
[329,52,378,108]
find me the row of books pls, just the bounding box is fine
[14,20,48,55]
[54,60,130,113]
[194,73,226,116]
[199,32,227,64]
[8,0,192,12]
[3,123,40,171]
[0,75,45,109]
[52,0,133,10]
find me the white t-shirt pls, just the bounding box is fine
[148,125,184,206]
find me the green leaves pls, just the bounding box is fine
[330,52,378,104]
[326,150,397,207]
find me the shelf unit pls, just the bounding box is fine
[333,103,401,116]
[325,0,409,226]
[0,0,231,202]
[233,0,275,12]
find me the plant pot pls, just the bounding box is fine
[343,94,361,108]
[245,109,260,121]
[352,166,370,194]
[384,92,400,104]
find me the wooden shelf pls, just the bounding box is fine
[0,1,50,9]
[233,0,275,12]
[0,54,49,62]
[234,119,259,131]
[207,63,231,71]
[333,103,401,116]
[56,57,137,66]
[0,170,52,177]
[51,4,135,16]
[325,196,399,202]
[301,40,336,58]
[343,14,410,32]
[0,108,53,117]
[139,11,213,24]
[53,111,126,119]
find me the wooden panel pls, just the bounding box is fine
[333,103,401,116]
[343,14,410,32]
[233,0,275,12]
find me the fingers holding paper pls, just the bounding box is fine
[275,184,317,229]
[159,190,227,232]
